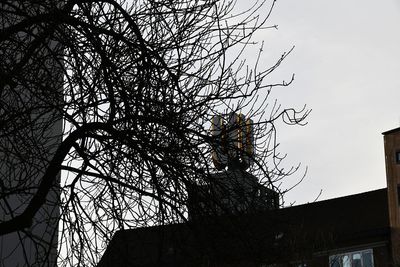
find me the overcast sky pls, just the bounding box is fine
[242,0,400,205]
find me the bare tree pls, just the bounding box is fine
[0,0,309,266]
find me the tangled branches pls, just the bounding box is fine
[0,0,309,266]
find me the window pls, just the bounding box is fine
[397,185,400,205]
[329,249,374,267]
[396,151,400,164]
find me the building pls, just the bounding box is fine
[97,127,400,267]
[0,2,62,266]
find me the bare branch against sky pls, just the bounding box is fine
[0,0,310,266]
[258,0,400,204]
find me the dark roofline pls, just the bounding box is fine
[281,187,387,210]
[382,127,400,135]
[98,187,390,267]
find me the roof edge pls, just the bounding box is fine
[282,187,387,209]
[382,127,400,135]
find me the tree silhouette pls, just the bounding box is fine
[0,0,309,266]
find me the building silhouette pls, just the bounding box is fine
[0,2,62,266]
[97,127,400,267]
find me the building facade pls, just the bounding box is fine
[0,2,62,266]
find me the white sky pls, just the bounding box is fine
[242,0,400,205]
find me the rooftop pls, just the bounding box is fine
[98,188,390,267]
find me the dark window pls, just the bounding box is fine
[397,185,400,205]
[396,151,400,164]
